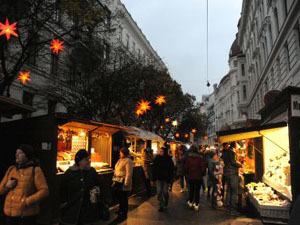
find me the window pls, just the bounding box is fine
[126,34,129,49]
[241,64,245,76]
[284,42,290,71]
[234,60,238,67]
[103,43,110,61]
[274,7,279,34]
[22,91,34,118]
[27,32,39,65]
[237,91,240,103]
[243,85,247,100]
[48,100,57,114]
[268,24,273,45]
[51,54,59,75]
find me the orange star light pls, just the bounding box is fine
[0,18,19,40]
[191,129,197,133]
[138,100,151,113]
[136,108,143,117]
[50,39,64,55]
[155,95,166,106]
[175,133,180,138]
[165,118,170,123]
[17,71,31,84]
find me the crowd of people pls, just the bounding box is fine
[1,142,299,225]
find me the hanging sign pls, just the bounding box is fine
[291,95,300,117]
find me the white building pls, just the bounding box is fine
[1,0,167,121]
[204,37,248,139]
[238,0,300,120]
[202,93,216,145]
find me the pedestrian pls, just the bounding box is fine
[141,148,153,197]
[185,145,207,211]
[112,147,133,222]
[0,144,49,225]
[152,147,174,212]
[208,152,224,208]
[59,149,102,225]
[169,149,176,192]
[176,149,186,192]
[223,142,242,216]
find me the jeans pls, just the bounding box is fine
[188,179,202,205]
[156,180,169,207]
[6,216,36,225]
[179,176,185,189]
[116,190,129,216]
[211,178,218,207]
[225,174,239,210]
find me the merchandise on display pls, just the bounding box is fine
[246,182,290,207]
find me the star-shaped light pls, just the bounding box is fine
[172,120,178,127]
[138,99,151,113]
[175,133,180,138]
[50,39,64,55]
[155,95,166,106]
[17,71,31,84]
[165,118,170,123]
[136,108,143,117]
[184,133,189,138]
[191,129,197,133]
[0,18,19,40]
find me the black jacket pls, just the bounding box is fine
[152,155,174,182]
[223,149,242,176]
[60,165,101,225]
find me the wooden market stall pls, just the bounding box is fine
[217,86,300,223]
[0,113,146,224]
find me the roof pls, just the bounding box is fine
[123,126,164,142]
[229,36,241,58]
[0,95,35,118]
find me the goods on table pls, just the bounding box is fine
[246,182,290,207]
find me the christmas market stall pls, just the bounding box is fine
[0,113,147,224]
[217,86,300,222]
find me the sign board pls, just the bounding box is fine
[291,95,300,117]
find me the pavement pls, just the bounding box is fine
[106,181,264,225]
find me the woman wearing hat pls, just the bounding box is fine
[59,149,102,225]
[112,147,133,222]
[0,144,49,225]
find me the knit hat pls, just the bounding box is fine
[120,147,130,156]
[75,149,90,165]
[18,144,35,160]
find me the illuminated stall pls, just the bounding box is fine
[122,126,164,165]
[217,86,300,222]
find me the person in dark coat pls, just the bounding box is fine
[142,148,153,197]
[223,142,242,216]
[288,194,300,225]
[152,147,174,212]
[176,149,186,192]
[185,145,207,211]
[59,149,101,225]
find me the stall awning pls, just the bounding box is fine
[124,126,164,142]
[56,113,129,134]
[217,122,287,143]
[0,95,35,117]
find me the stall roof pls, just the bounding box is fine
[56,113,129,134]
[124,126,164,142]
[0,95,35,117]
[217,121,287,143]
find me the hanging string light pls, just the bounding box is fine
[0,18,18,40]
[206,0,210,89]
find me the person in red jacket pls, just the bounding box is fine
[185,145,207,211]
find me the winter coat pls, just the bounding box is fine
[114,156,133,191]
[142,149,153,180]
[152,155,174,182]
[185,152,207,181]
[0,161,49,217]
[176,158,185,177]
[223,149,242,176]
[60,165,101,225]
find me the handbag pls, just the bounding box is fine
[111,175,125,191]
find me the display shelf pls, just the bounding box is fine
[248,192,290,220]
[263,176,292,201]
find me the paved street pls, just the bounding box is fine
[107,181,263,225]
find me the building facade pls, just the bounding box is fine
[238,0,300,120]
[0,0,167,122]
